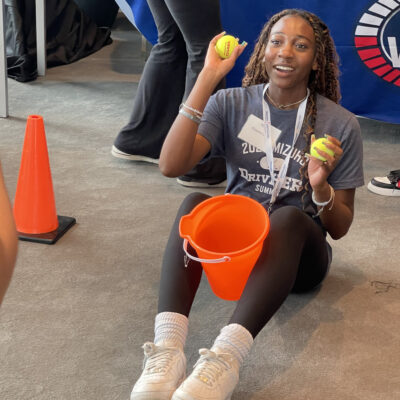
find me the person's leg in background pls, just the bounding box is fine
[112,0,187,162]
[112,0,227,187]
[165,0,227,188]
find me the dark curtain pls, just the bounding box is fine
[5,0,113,82]
[73,0,119,28]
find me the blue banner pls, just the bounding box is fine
[115,0,158,44]
[123,0,400,124]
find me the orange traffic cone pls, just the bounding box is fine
[13,115,75,244]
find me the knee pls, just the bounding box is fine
[271,205,304,219]
[269,206,307,231]
[156,28,185,52]
[178,192,210,216]
[186,43,207,61]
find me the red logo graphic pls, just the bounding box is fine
[354,1,400,86]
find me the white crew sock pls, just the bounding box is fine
[211,323,254,366]
[154,312,189,350]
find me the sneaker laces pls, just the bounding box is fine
[192,348,234,386]
[388,170,400,188]
[142,342,178,375]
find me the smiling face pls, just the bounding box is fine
[264,15,318,97]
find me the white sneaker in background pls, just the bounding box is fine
[111,145,159,164]
[172,348,239,400]
[367,169,400,197]
[131,342,186,400]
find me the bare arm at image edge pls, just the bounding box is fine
[0,163,18,306]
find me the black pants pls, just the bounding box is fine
[114,0,226,180]
[158,193,330,338]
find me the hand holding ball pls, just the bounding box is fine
[310,138,335,162]
[215,35,239,59]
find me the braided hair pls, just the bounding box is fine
[242,9,341,206]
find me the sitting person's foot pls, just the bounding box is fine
[130,342,186,400]
[176,175,227,188]
[111,145,159,164]
[171,348,239,400]
[367,169,400,197]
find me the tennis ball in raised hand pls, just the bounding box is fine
[215,35,239,59]
[310,138,335,162]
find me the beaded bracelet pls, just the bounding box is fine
[180,103,203,118]
[179,108,202,124]
[312,184,335,217]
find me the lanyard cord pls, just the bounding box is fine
[262,84,309,212]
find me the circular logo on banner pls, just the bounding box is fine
[354,1,400,87]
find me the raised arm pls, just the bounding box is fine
[308,135,355,240]
[159,33,247,177]
[0,162,18,305]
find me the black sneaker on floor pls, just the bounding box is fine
[176,175,227,188]
[367,169,400,197]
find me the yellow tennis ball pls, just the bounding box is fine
[215,35,239,59]
[310,138,335,162]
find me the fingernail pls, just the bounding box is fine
[241,41,247,46]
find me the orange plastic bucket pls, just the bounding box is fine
[179,194,270,301]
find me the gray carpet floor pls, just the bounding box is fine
[1,14,399,400]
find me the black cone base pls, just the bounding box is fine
[17,215,76,244]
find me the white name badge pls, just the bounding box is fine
[238,114,281,152]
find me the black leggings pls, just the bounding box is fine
[158,193,330,338]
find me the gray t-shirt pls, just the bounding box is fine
[199,84,364,218]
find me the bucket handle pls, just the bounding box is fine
[183,239,231,267]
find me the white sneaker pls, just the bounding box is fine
[111,145,159,164]
[131,342,186,400]
[367,170,400,197]
[172,348,239,400]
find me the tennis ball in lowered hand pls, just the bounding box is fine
[310,138,335,162]
[215,35,239,59]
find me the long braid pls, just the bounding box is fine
[242,9,341,208]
